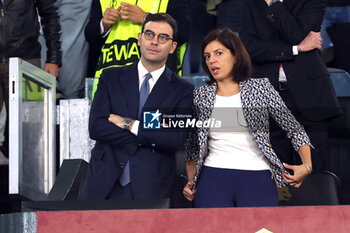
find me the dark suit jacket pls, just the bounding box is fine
[80,63,193,200]
[240,0,341,121]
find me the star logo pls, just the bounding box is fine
[143,110,162,129]
[150,109,162,122]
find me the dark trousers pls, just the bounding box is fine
[217,0,244,34]
[106,180,134,199]
[270,88,331,173]
[194,166,279,208]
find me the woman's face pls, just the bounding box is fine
[203,40,236,82]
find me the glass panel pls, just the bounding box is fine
[84,77,95,103]
[22,78,46,198]
[59,99,94,165]
[9,58,56,200]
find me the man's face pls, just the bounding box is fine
[138,21,177,67]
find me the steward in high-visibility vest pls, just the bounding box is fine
[92,0,187,98]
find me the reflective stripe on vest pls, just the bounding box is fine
[91,0,169,98]
[176,42,187,76]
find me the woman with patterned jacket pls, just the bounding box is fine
[183,28,313,208]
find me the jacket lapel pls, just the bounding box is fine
[198,83,217,148]
[119,64,139,119]
[143,67,173,110]
[204,83,217,119]
[239,80,258,134]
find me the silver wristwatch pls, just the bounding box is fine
[124,118,132,130]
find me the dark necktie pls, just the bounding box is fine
[138,73,152,118]
[119,73,152,186]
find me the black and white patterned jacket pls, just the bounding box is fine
[185,78,312,188]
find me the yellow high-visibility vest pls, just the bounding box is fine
[92,0,187,99]
[92,0,169,97]
[176,41,187,77]
[22,78,44,101]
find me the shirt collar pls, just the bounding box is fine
[137,60,165,84]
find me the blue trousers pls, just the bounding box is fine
[321,6,350,51]
[194,166,279,208]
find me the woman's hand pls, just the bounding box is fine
[183,181,196,201]
[282,163,310,188]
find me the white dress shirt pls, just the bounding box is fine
[130,60,165,135]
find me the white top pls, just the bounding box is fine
[204,93,270,170]
[130,60,165,135]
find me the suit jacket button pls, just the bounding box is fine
[268,13,274,18]
[269,144,273,149]
[138,144,141,147]
[120,163,124,168]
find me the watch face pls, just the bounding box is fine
[124,118,132,129]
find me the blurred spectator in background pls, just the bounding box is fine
[186,0,243,76]
[320,0,350,72]
[207,0,244,35]
[0,106,7,165]
[240,0,342,173]
[85,0,191,86]
[40,0,91,99]
[0,0,61,158]
[183,0,216,76]
[321,0,350,51]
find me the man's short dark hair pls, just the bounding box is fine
[141,13,178,41]
[201,28,252,84]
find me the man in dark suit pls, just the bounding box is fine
[80,13,193,200]
[240,0,342,172]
